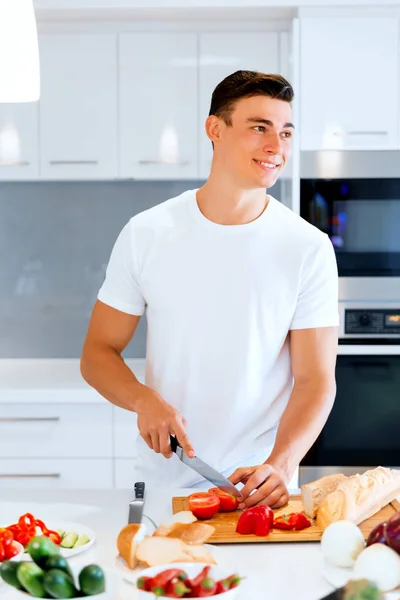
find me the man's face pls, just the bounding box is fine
[209,95,294,189]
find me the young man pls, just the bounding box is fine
[81,71,338,509]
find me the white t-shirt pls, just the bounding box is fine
[98,190,339,488]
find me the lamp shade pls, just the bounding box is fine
[0,0,40,102]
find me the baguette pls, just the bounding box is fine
[301,473,348,518]
[316,466,400,530]
[136,536,216,568]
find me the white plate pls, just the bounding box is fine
[1,521,96,560]
[323,559,400,600]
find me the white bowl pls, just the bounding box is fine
[134,562,242,599]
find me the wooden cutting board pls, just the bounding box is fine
[172,495,400,543]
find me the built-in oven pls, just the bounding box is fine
[299,343,400,483]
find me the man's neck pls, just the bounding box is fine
[196,179,269,226]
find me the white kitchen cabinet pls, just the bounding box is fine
[0,459,113,489]
[119,33,198,180]
[113,406,138,458]
[114,459,139,489]
[300,17,399,151]
[39,33,118,179]
[198,32,280,179]
[0,104,39,180]
[0,404,113,458]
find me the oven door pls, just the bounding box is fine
[299,345,400,484]
[300,178,400,277]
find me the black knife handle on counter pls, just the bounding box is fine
[134,481,145,499]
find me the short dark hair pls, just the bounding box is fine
[209,70,294,126]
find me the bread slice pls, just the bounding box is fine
[301,473,348,518]
[154,511,197,537]
[316,466,400,530]
[166,522,215,545]
[116,523,147,569]
[135,536,216,568]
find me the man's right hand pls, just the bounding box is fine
[135,384,195,459]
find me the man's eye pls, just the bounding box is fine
[282,131,292,139]
[253,126,265,132]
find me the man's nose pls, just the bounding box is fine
[263,132,282,155]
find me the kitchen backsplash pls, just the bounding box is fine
[0,179,282,358]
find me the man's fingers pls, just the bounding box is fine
[150,430,161,453]
[228,467,255,485]
[269,490,289,509]
[142,432,153,450]
[160,430,174,458]
[239,465,274,500]
[173,421,195,458]
[241,478,281,508]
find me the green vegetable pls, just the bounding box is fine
[17,562,46,597]
[43,568,77,599]
[73,534,90,548]
[78,565,105,596]
[344,579,384,600]
[0,561,24,590]
[56,529,66,539]
[60,532,79,549]
[42,555,73,577]
[27,535,60,568]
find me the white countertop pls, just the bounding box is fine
[0,487,334,600]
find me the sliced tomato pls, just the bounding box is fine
[188,492,220,520]
[208,488,239,512]
[5,541,20,560]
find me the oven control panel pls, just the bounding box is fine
[345,309,400,334]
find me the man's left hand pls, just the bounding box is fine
[228,464,289,509]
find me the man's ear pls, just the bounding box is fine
[205,115,223,144]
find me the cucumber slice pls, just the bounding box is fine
[60,532,79,549]
[73,534,90,548]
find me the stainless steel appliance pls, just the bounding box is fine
[299,161,400,484]
[300,177,400,311]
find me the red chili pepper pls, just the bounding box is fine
[136,576,153,591]
[273,512,312,531]
[151,569,186,591]
[190,577,218,597]
[187,565,211,589]
[165,578,191,597]
[236,505,273,536]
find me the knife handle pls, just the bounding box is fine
[134,481,145,499]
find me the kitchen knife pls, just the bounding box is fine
[170,435,242,498]
[128,481,145,524]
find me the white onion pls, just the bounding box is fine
[353,543,400,592]
[321,520,365,567]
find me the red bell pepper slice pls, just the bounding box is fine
[273,512,312,531]
[236,505,273,536]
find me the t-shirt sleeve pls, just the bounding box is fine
[290,234,339,330]
[97,222,146,316]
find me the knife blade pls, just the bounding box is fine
[128,481,145,524]
[170,435,242,498]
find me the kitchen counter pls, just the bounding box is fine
[0,487,334,600]
[0,359,145,403]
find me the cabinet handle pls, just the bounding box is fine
[49,160,98,165]
[138,160,189,166]
[0,417,60,422]
[0,161,30,166]
[345,131,388,136]
[0,473,60,479]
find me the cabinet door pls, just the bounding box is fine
[0,459,113,489]
[0,104,39,180]
[113,406,138,458]
[300,18,399,150]
[119,33,198,180]
[39,33,118,179]
[199,33,279,179]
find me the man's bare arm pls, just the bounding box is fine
[266,326,338,481]
[80,300,195,458]
[80,300,143,411]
